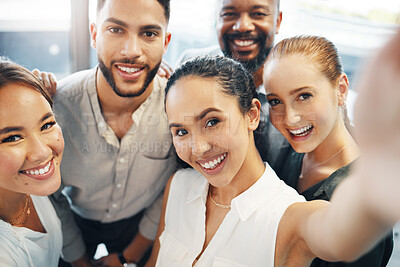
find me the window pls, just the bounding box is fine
[0,0,71,78]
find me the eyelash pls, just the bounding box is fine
[0,120,56,144]
[206,118,220,127]
[41,121,56,131]
[143,31,157,38]
[298,93,312,101]
[268,99,281,107]
[108,27,123,34]
[173,118,221,137]
[175,129,188,137]
[1,135,22,143]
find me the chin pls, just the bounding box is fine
[36,177,62,196]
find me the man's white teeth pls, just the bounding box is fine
[234,39,255,47]
[289,125,313,136]
[22,161,51,175]
[117,66,140,74]
[200,153,227,170]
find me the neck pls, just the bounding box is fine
[306,117,359,166]
[212,137,265,203]
[0,189,28,223]
[253,67,264,88]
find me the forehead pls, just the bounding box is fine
[0,84,51,127]
[218,0,277,12]
[98,0,167,27]
[264,55,328,94]
[166,77,238,119]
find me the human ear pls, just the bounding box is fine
[163,32,172,55]
[275,11,283,34]
[337,73,349,106]
[90,23,97,49]
[247,99,261,131]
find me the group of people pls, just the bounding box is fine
[0,0,399,266]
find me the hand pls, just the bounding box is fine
[353,28,400,224]
[157,60,173,79]
[93,253,122,267]
[70,254,96,267]
[31,69,58,96]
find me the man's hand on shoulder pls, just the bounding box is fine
[32,69,58,96]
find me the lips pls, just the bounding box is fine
[225,32,260,52]
[115,64,145,81]
[289,125,313,137]
[20,159,55,181]
[197,153,228,175]
[198,153,227,170]
[286,125,314,142]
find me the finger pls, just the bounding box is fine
[48,73,58,96]
[92,258,104,267]
[157,67,167,77]
[32,69,40,78]
[39,72,51,89]
[162,61,173,73]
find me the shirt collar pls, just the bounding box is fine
[185,164,282,222]
[88,68,163,147]
[186,170,209,205]
[232,164,281,221]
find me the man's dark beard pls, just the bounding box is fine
[98,57,161,98]
[222,33,272,73]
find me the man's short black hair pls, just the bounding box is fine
[97,0,170,22]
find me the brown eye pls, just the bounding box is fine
[299,93,312,101]
[41,121,56,131]
[1,135,22,143]
[268,98,281,106]
[108,27,123,34]
[176,129,188,137]
[206,119,219,127]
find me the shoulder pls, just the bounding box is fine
[0,223,28,265]
[54,68,97,100]
[170,168,202,188]
[154,74,168,95]
[311,159,357,201]
[177,45,222,66]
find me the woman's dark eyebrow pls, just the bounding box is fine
[168,108,222,129]
[195,108,222,121]
[0,126,24,136]
[0,112,54,135]
[40,112,54,123]
[290,87,311,95]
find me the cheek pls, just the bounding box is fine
[50,126,65,156]
[269,108,285,130]
[315,112,337,133]
[173,139,190,161]
[0,151,24,178]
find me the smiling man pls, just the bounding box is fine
[50,0,177,266]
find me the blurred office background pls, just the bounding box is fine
[0,0,399,265]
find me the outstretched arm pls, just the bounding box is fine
[298,28,400,263]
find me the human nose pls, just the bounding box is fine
[26,134,52,163]
[232,14,255,32]
[284,105,302,126]
[191,134,211,157]
[120,35,141,58]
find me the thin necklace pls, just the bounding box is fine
[300,144,354,179]
[209,190,231,209]
[9,194,31,225]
